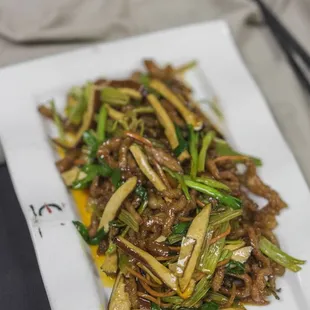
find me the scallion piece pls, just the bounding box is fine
[184,179,242,209]
[184,175,230,192]
[259,236,306,272]
[97,104,108,143]
[118,209,139,232]
[189,125,199,179]
[198,131,215,172]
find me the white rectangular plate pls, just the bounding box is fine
[0,20,309,310]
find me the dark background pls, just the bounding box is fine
[0,164,50,309]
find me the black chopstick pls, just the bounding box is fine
[252,0,310,94]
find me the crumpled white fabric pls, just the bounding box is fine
[0,0,309,184]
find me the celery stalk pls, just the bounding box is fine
[209,209,243,227]
[101,87,130,106]
[259,236,306,272]
[118,209,139,232]
[200,222,229,275]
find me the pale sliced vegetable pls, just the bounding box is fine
[101,87,130,106]
[176,237,196,277]
[98,176,137,232]
[155,235,167,243]
[150,79,203,130]
[224,240,246,251]
[231,246,253,263]
[101,252,118,276]
[108,274,131,310]
[129,144,166,191]
[106,105,125,120]
[147,94,190,161]
[115,236,179,292]
[168,262,177,273]
[179,279,196,300]
[198,228,214,270]
[179,204,211,292]
[137,262,163,285]
[61,166,85,186]
[131,106,154,114]
[119,88,142,100]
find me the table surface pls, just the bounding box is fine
[0,164,50,310]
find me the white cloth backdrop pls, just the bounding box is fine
[0,0,309,184]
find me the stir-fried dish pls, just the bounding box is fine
[39,59,305,310]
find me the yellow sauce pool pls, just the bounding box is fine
[71,189,115,288]
[57,146,114,287]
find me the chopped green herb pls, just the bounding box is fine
[135,184,148,201]
[83,130,99,161]
[173,124,188,157]
[225,260,245,275]
[111,168,121,189]
[172,222,191,235]
[72,221,106,245]
[97,104,108,143]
